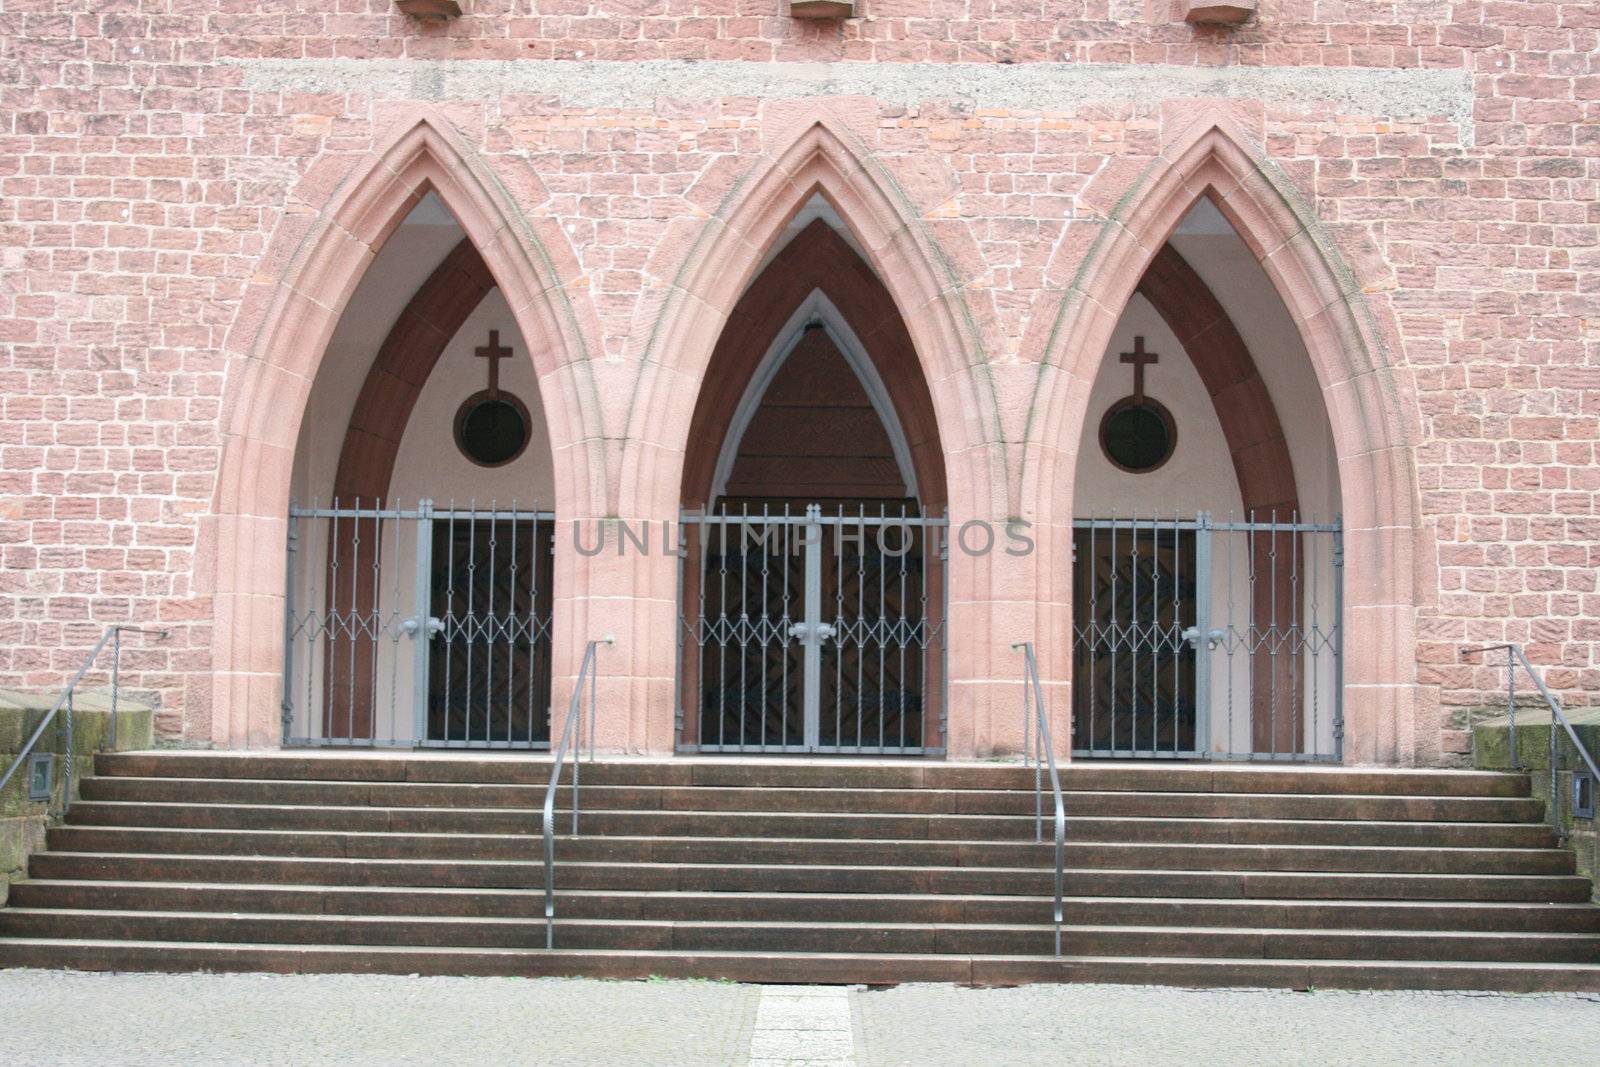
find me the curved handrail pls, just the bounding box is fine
[1461,643,1600,840]
[1012,641,1066,956]
[542,637,611,949]
[0,625,168,814]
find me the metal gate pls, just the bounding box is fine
[1072,514,1343,761]
[282,499,555,748]
[677,505,947,755]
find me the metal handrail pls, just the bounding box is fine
[0,625,169,816]
[542,636,612,949]
[1012,641,1066,956]
[1461,643,1600,841]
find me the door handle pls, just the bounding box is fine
[788,621,837,643]
[403,617,445,639]
[1183,627,1224,650]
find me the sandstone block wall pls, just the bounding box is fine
[0,3,1595,760]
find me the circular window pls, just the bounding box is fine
[453,390,532,468]
[1098,396,1177,473]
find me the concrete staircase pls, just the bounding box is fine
[1,752,1598,989]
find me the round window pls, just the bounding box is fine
[1098,396,1177,474]
[453,391,532,468]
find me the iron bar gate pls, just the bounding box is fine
[282,499,555,749]
[677,504,948,755]
[1071,513,1343,762]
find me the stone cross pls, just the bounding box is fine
[474,330,512,397]
[1120,336,1158,403]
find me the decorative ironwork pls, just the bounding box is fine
[1072,513,1344,762]
[283,499,555,749]
[678,504,948,755]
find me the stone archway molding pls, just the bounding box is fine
[207,110,602,747]
[618,115,1004,522]
[331,237,496,504]
[681,219,947,512]
[708,288,922,506]
[1136,243,1298,520]
[1022,114,1432,764]
[605,113,1021,757]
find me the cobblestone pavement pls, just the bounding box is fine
[3,971,1598,1066]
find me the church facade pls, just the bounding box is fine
[4,2,1595,768]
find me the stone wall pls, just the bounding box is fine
[0,3,1596,759]
[1,700,155,906]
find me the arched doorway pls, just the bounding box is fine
[208,114,598,750]
[281,193,558,749]
[1071,199,1344,761]
[677,207,949,755]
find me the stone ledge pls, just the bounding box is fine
[2,695,155,906]
[1471,706,1600,772]
[1472,707,1599,903]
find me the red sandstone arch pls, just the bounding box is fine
[321,238,505,739]
[619,117,1002,522]
[1136,244,1298,521]
[676,218,954,752]
[604,117,1007,757]
[682,220,947,512]
[332,238,497,504]
[1135,243,1302,752]
[1024,117,1428,764]
[209,112,600,748]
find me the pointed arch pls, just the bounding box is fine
[617,118,1000,522]
[1024,117,1430,764]
[331,237,498,505]
[1137,244,1298,520]
[709,289,922,505]
[681,220,946,512]
[206,112,602,747]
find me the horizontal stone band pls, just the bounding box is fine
[231,58,1475,143]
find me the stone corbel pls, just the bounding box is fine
[396,0,464,20]
[1182,0,1256,26]
[790,0,855,19]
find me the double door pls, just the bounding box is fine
[682,506,945,754]
[280,500,554,749]
[1071,515,1345,761]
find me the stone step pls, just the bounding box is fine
[92,753,1532,798]
[77,777,1549,823]
[3,939,1598,991]
[61,802,1557,849]
[13,881,1600,933]
[3,908,1598,964]
[27,852,1595,902]
[43,825,1576,875]
[7,754,1590,993]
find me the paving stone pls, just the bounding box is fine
[6,971,1600,1066]
[850,982,1600,1067]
